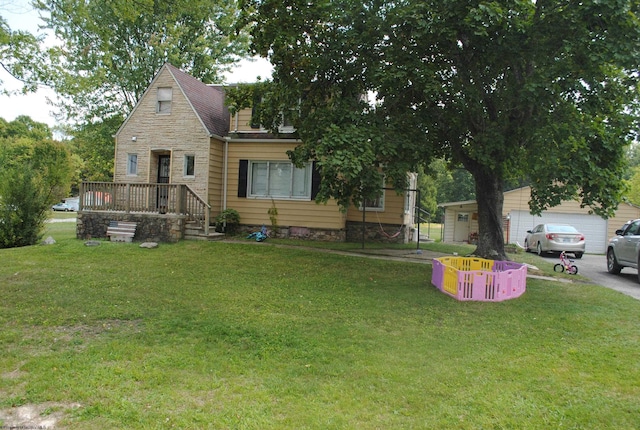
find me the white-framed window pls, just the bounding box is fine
[249,160,312,200]
[359,177,386,211]
[184,155,195,177]
[360,192,385,211]
[278,108,297,133]
[157,87,172,114]
[249,98,297,133]
[127,153,138,176]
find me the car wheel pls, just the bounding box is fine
[574,252,583,259]
[607,248,622,274]
[536,242,543,256]
[524,240,529,252]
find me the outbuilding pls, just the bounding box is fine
[440,186,640,254]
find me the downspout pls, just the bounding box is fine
[223,137,229,212]
[223,112,238,212]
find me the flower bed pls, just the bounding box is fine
[431,256,527,302]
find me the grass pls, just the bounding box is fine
[0,217,639,428]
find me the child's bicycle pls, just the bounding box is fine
[554,251,578,275]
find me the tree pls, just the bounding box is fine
[0,12,50,93]
[241,0,640,259]
[64,115,124,183]
[626,166,640,206]
[415,160,476,223]
[0,117,72,248]
[33,0,251,122]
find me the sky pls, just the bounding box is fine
[0,0,273,128]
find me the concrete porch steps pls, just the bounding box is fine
[184,223,225,241]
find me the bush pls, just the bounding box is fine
[0,164,50,247]
[0,131,72,248]
[214,208,240,234]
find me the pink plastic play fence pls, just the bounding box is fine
[431,256,527,302]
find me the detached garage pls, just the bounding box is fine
[440,186,640,254]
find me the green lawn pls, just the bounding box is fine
[1,219,639,428]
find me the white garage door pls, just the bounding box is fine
[509,211,607,254]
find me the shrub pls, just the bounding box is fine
[214,208,240,234]
[0,132,72,248]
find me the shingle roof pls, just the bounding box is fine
[165,63,230,137]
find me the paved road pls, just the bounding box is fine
[539,253,640,300]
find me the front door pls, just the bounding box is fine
[157,155,170,212]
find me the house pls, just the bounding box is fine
[440,186,640,254]
[76,63,418,243]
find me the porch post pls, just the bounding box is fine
[125,183,131,213]
[176,185,185,214]
[79,182,84,211]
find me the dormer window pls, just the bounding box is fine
[157,87,172,114]
[278,109,296,133]
[249,97,297,133]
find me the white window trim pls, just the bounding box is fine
[183,154,195,178]
[359,192,385,212]
[359,178,386,212]
[127,153,138,176]
[278,108,297,133]
[249,98,298,133]
[248,160,312,200]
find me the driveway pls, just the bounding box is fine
[540,253,640,300]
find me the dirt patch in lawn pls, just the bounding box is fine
[0,402,82,429]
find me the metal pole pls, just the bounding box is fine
[362,200,366,249]
[416,189,421,250]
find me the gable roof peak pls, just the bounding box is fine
[164,63,230,137]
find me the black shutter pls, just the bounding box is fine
[311,161,321,200]
[238,160,248,197]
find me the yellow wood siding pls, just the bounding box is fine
[231,109,264,133]
[345,188,407,225]
[208,138,225,215]
[115,68,210,200]
[607,203,640,240]
[226,140,345,229]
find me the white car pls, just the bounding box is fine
[52,202,73,211]
[524,223,585,259]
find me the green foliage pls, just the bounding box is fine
[215,208,241,234]
[64,116,123,183]
[626,166,640,206]
[0,115,52,141]
[243,0,640,258]
[0,14,50,94]
[33,0,251,122]
[0,117,72,247]
[418,159,477,221]
[267,198,279,231]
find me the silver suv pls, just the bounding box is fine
[607,219,640,282]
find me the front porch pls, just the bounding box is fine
[76,182,220,242]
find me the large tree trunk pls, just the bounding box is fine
[472,170,507,260]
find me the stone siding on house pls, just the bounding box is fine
[77,212,185,243]
[346,221,407,244]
